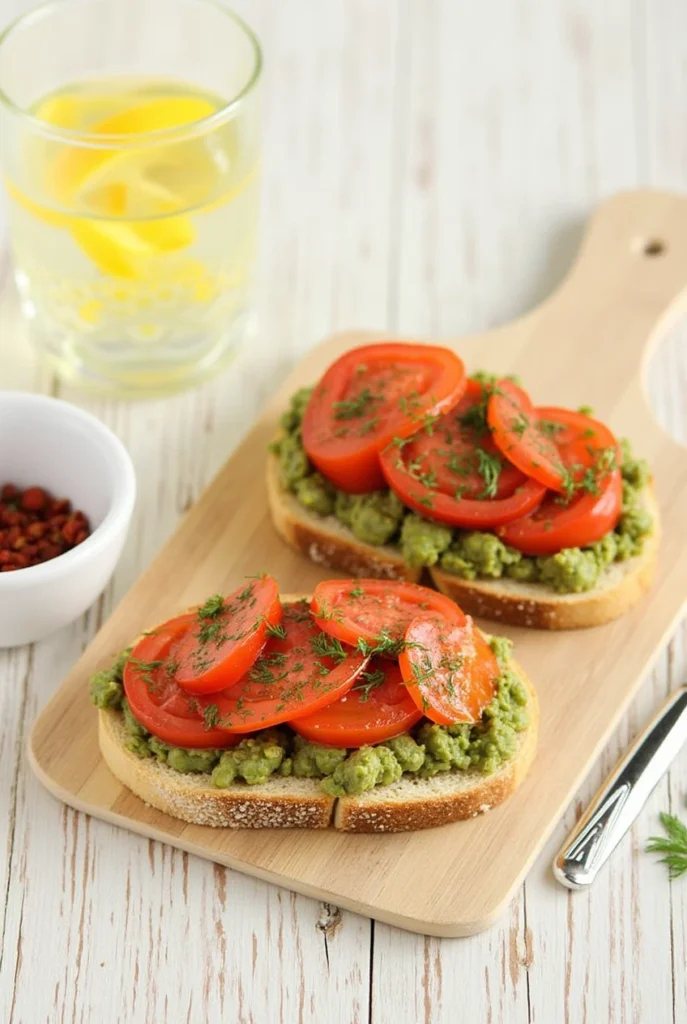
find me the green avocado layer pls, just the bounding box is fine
[89,636,529,796]
[271,385,653,595]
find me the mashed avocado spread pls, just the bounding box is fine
[89,636,529,796]
[272,387,653,595]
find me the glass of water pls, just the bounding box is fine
[0,0,262,395]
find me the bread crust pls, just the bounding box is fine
[99,710,336,829]
[266,452,421,581]
[268,448,659,630]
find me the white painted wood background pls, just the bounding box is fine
[1,1,686,1020]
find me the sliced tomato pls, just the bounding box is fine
[301,342,467,493]
[310,578,465,650]
[487,379,569,493]
[290,657,423,747]
[379,380,546,528]
[123,615,241,748]
[173,576,283,695]
[498,468,623,555]
[207,601,370,733]
[405,380,525,496]
[399,615,498,725]
[534,405,620,484]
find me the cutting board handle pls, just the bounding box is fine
[513,190,687,442]
[561,189,687,357]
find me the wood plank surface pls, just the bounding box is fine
[0,0,686,1020]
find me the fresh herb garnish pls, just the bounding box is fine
[355,630,422,659]
[538,419,565,439]
[313,600,344,623]
[398,390,423,416]
[475,447,501,499]
[264,620,288,640]
[333,388,381,421]
[202,704,220,729]
[416,467,437,489]
[512,413,530,438]
[359,415,381,436]
[198,594,224,619]
[129,658,164,673]
[558,464,582,501]
[349,585,365,598]
[310,632,348,663]
[458,402,489,434]
[419,412,439,435]
[351,667,386,701]
[647,812,687,879]
[578,466,600,496]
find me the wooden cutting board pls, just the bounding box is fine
[29,191,687,937]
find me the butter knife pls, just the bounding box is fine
[553,685,687,889]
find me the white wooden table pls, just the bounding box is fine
[1,2,686,1020]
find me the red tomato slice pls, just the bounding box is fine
[290,657,423,747]
[534,405,619,483]
[301,342,467,493]
[498,468,623,555]
[310,578,465,651]
[207,601,370,733]
[403,381,527,495]
[379,381,546,528]
[487,379,569,492]
[123,615,241,748]
[399,615,498,725]
[173,576,283,695]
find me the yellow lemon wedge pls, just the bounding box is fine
[40,96,219,277]
[34,91,124,130]
[70,215,196,279]
[49,96,217,208]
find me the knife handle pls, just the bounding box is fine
[553,685,687,889]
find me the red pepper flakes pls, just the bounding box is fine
[0,483,91,572]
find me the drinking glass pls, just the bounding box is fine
[0,0,262,395]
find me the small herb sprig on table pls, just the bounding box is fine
[646,812,687,879]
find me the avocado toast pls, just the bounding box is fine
[90,579,538,832]
[268,342,658,629]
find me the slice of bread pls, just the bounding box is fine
[430,486,660,630]
[266,451,421,581]
[97,599,538,832]
[267,449,659,630]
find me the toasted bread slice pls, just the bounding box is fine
[430,486,660,630]
[97,599,538,832]
[266,451,421,581]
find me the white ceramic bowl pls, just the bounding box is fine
[0,393,136,647]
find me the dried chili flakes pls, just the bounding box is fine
[0,483,90,572]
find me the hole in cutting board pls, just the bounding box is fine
[639,237,666,257]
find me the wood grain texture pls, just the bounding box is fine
[0,0,686,1019]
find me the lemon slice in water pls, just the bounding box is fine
[44,95,218,277]
[48,96,217,207]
